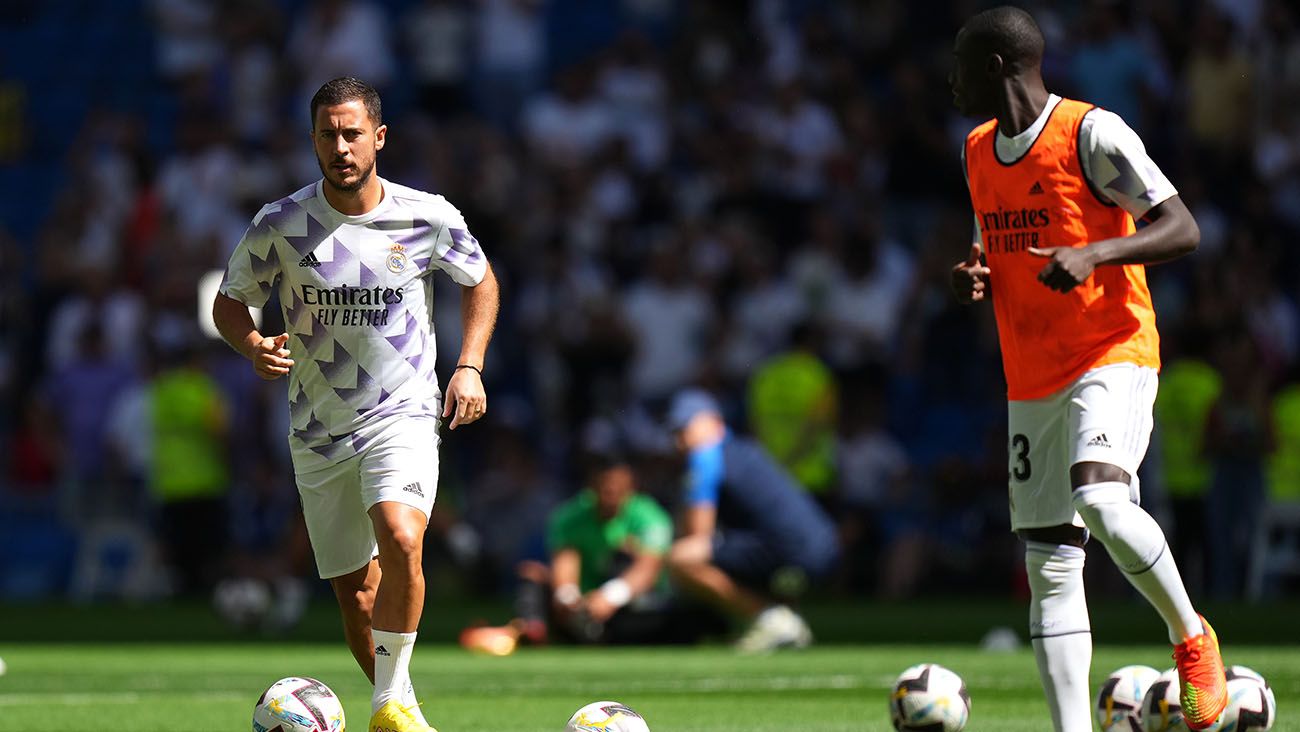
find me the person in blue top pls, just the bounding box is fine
[664,389,839,652]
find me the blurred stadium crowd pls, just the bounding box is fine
[2,0,1300,612]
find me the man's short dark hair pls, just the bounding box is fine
[310,77,383,128]
[960,6,1045,72]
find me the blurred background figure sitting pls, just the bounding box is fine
[460,453,712,654]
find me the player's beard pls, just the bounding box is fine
[319,154,374,193]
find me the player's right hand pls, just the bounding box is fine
[951,242,991,304]
[251,333,294,380]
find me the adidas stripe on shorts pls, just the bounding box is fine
[293,414,440,578]
[1006,363,1157,531]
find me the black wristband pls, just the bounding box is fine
[455,364,483,376]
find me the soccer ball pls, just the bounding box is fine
[566,701,650,732]
[1141,668,1187,732]
[1205,668,1275,732]
[1098,665,1162,732]
[252,677,345,732]
[1224,665,1269,687]
[889,663,971,731]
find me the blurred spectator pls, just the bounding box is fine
[462,416,563,589]
[7,396,59,494]
[220,0,284,145]
[460,456,695,653]
[664,389,838,652]
[149,0,221,82]
[750,79,843,199]
[287,0,395,107]
[1153,356,1222,593]
[833,373,913,595]
[45,268,146,372]
[746,322,838,496]
[474,0,547,131]
[621,242,714,401]
[1267,379,1300,502]
[142,335,232,595]
[1068,1,1166,133]
[403,0,473,118]
[42,321,138,510]
[1203,330,1274,598]
[1185,8,1253,194]
[597,32,670,171]
[821,214,914,369]
[522,65,615,168]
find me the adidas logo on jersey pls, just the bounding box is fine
[1028,181,1045,195]
[298,252,322,268]
[402,482,423,497]
[375,645,390,656]
[1086,433,1111,448]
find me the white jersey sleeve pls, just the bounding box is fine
[220,204,282,307]
[422,198,488,286]
[1078,109,1178,220]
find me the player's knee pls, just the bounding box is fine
[1069,461,1129,489]
[1024,541,1089,636]
[1017,524,1087,548]
[377,526,424,563]
[1024,541,1086,592]
[1070,480,1130,531]
[667,536,711,571]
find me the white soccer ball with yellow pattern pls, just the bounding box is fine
[1097,664,1162,732]
[252,677,345,732]
[565,700,651,732]
[889,663,971,731]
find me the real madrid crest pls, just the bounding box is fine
[387,242,407,273]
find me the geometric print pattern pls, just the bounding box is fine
[220,178,488,471]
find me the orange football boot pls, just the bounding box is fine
[1173,614,1228,730]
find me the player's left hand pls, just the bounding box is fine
[1028,246,1097,293]
[443,366,486,430]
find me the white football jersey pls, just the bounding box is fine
[220,178,487,472]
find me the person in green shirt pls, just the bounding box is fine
[460,456,682,653]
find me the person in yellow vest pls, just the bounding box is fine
[747,323,838,497]
[1154,356,1222,591]
[948,7,1226,730]
[145,335,231,596]
[1267,380,1300,502]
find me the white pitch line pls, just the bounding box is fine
[0,691,247,706]
[0,675,870,706]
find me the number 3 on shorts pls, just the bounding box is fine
[1010,433,1031,481]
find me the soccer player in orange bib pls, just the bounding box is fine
[949,7,1227,731]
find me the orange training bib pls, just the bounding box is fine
[965,98,1160,400]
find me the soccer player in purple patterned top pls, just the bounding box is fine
[213,77,499,732]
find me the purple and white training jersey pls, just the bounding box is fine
[220,178,487,472]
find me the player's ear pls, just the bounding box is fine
[374,124,387,151]
[987,53,1004,77]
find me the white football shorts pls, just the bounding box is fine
[294,415,440,578]
[1006,363,1157,531]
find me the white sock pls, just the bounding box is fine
[1073,482,1200,643]
[372,629,417,713]
[402,680,429,726]
[1026,542,1093,732]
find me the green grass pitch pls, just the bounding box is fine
[0,643,1294,731]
